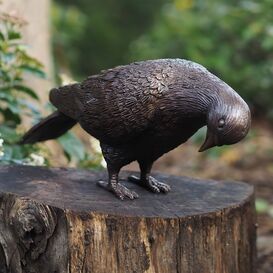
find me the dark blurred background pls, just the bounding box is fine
[1,1,273,271]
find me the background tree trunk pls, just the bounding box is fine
[0,166,256,273]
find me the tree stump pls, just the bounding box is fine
[0,165,256,273]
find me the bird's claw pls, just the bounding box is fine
[97,181,139,200]
[128,175,171,193]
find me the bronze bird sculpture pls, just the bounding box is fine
[21,59,251,200]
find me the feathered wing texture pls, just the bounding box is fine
[47,59,212,145]
[20,111,77,144]
[49,84,85,120]
[50,60,183,144]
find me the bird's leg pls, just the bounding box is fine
[128,162,171,193]
[97,166,139,200]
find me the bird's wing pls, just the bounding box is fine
[77,60,176,143]
[49,83,86,120]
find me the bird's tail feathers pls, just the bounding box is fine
[20,111,77,144]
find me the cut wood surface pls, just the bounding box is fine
[0,165,256,273]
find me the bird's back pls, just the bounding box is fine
[49,59,209,144]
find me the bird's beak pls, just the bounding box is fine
[199,129,217,152]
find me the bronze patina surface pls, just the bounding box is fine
[21,59,251,199]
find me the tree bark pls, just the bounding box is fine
[0,165,256,273]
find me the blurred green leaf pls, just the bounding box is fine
[58,132,85,161]
[0,125,20,143]
[7,100,21,114]
[0,30,5,40]
[1,108,21,125]
[0,12,48,165]
[256,198,270,213]
[0,145,13,161]
[19,64,46,78]
[7,30,21,40]
[0,92,14,102]
[13,85,40,100]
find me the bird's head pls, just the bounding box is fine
[199,95,251,152]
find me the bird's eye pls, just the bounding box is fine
[218,119,225,129]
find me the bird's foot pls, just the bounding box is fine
[97,181,139,200]
[128,175,171,193]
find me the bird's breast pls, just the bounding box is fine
[134,117,205,161]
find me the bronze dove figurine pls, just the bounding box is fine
[21,59,251,200]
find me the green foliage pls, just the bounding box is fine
[0,12,46,165]
[58,131,86,161]
[256,198,270,213]
[53,0,169,79]
[0,10,105,169]
[52,0,273,116]
[58,131,105,169]
[0,14,45,123]
[256,198,273,217]
[129,0,273,117]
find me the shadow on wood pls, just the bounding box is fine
[0,165,256,273]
